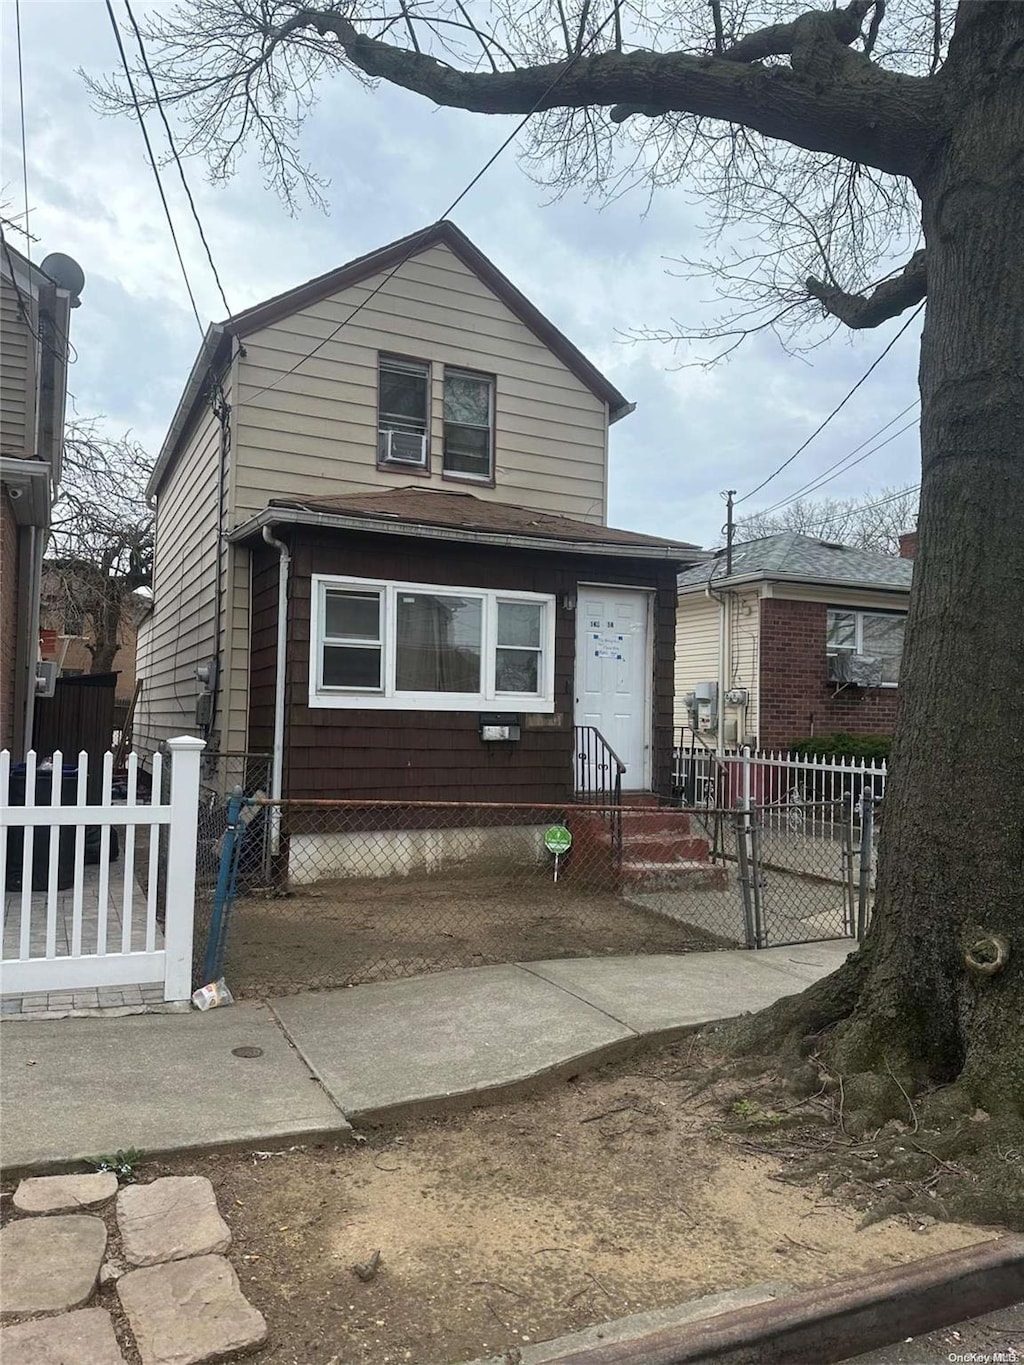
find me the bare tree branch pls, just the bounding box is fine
[292,3,942,178]
[807,248,926,327]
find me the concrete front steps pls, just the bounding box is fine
[567,800,728,892]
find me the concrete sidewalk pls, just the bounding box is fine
[1,943,851,1170]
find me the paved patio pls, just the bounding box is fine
[2,862,164,1015]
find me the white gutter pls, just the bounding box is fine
[261,524,290,853]
[679,569,912,597]
[230,505,708,564]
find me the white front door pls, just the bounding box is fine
[574,587,651,792]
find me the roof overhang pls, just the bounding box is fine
[678,568,912,597]
[147,325,227,500]
[1,458,52,527]
[230,504,707,564]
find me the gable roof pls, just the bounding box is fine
[677,531,914,594]
[229,487,704,563]
[149,221,632,498]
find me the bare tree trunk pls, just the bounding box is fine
[823,2,1024,1120]
[89,593,125,676]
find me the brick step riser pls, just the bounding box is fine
[572,813,697,838]
[620,864,730,893]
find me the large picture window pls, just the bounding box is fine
[310,575,556,711]
[826,608,905,685]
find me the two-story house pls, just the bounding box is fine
[0,240,83,756]
[136,222,704,832]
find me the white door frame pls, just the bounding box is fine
[575,584,655,791]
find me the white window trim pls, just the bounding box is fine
[826,607,905,688]
[309,573,557,711]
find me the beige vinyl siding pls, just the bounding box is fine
[231,244,609,525]
[674,594,720,732]
[134,395,223,758]
[674,588,760,744]
[0,280,37,458]
[726,588,760,744]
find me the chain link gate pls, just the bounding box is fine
[734,796,877,948]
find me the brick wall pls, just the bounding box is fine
[758,598,900,749]
[0,490,19,751]
[899,531,918,559]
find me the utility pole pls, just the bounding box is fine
[724,489,736,576]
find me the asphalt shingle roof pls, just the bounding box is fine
[269,487,704,554]
[676,531,914,591]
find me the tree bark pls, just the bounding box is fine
[825,0,1024,1118]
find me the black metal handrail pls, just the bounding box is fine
[573,725,626,862]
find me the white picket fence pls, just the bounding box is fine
[0,736,204,1000]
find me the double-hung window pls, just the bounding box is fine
[310,575,555,711]
[378,355,429,468]
[443,369,493,481]
[826,608,905,685]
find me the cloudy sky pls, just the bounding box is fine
[2,0,923,548]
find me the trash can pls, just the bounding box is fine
[4,764,78,892]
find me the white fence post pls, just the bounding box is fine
[163,736,205,1002]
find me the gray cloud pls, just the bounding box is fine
[2,1,921,546]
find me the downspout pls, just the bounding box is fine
[19,525,45,756]
[262,524,289,854]
[705,573,729,757]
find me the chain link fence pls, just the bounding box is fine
[734,797,879,948]
[188,784,881,998]
[200,798,757,997]
[192,753,273,988]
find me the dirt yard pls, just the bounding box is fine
[137,1040,1001,1365]
[222,873,733,997]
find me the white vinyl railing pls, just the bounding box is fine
[0,736,204,1001]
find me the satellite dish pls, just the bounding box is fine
[40,253,85,307]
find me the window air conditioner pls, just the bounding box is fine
[379,429,428,467]
[828,653,883,687]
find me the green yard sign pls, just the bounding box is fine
[544,825,572,855]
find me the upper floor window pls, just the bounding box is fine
[444,369,493,481]
[310,573,555,712]
[378,355,429,469]
[826,608,905,686]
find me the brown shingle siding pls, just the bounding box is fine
[248,528,677,802]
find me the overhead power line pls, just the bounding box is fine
[121,0,233,319]
[245,1,623,404]
[744,401,919,522]
[104,0,204,336]
[14,0,30,259]
[795,483,921,539]
[736,301,925,506]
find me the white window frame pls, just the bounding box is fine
[826,607,905,688]
[309,574,557,711]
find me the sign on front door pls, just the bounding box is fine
[574,588,651,790]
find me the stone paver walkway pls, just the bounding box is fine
[0,1173,266,1365]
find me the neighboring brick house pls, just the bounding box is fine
[675,531,916,751]
[38,567,148,702]
[0,241,83,756]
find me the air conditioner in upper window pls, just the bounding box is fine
[379,429,428,467]
[828,653,883,687]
